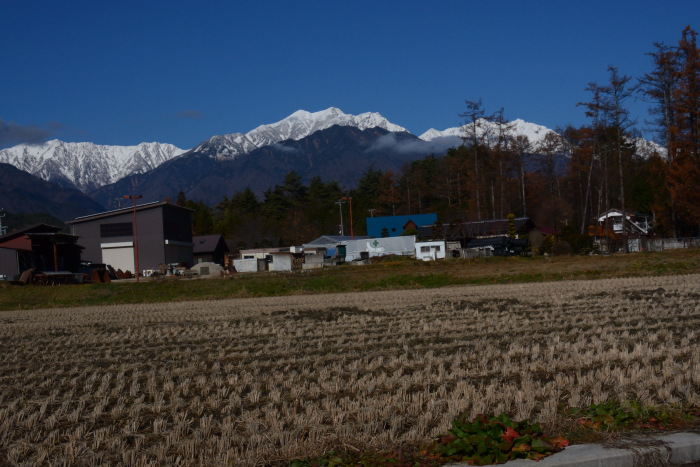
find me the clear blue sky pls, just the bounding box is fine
[2,1,698,150]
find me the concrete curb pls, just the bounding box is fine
[449,432,700,466]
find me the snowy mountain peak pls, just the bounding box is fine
[419,118,557,147]
[419,128,446,141]
[632,137,667,159]
[0,140,185,193]
[194,107,409,160]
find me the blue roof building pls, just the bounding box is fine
[366,214,438,238]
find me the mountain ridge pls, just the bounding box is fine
[419,118,557,145]
[190,107,409,160]
[0,108,560,194]
[90,125,436,208]
[0,108,666,208]
[0,140,185,193]
[0,162,105,221]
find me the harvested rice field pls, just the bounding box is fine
[1,274,699,465]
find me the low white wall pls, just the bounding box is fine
[233,258,258,273]
[269,254,293,271]
[303,254,324,270]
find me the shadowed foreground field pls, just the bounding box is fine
[1,274,698,465]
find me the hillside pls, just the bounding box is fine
[0,163,104,221]
[91,125,444,208]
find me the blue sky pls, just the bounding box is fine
[2,1,699,150]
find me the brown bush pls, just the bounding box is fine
[552,240,573,256]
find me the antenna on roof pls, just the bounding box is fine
[0,209,6,236]
[114,198,124,208]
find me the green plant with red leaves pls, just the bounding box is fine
[290,412,569,467]
[433,413,569,465]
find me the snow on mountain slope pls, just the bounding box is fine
[420,119,667,158]
[0,140,185,193]
[420,118,556,146]
[192,107,408,160]
[632,137,667,158]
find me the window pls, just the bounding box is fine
[421,246,430,253]
[100,222,133,238]
[433,246,441,252]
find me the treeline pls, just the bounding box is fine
[181,26,700,249]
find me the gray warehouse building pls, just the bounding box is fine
[67,202,194,274]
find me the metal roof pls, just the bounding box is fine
[66,201,194,224]
[0,223,62,242]
[303,235,371,248]
[193,234,229,254]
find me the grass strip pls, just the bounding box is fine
[1,248,699,311]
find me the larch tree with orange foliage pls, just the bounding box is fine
[668,26,700,230]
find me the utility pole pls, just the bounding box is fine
[335,199,346,236]
[124,195,143,281]
[0,210,6,236]
[342,196,353,239]
[368,208,376,218]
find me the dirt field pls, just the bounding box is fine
[1,274,698,465]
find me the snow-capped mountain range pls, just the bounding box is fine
[420,119,666,158]
[0,107,664,194]
[190,107,409,160]
[0,140,185,193]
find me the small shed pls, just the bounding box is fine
[415,240,446,261]
[0,224,83,278]
[193,234,229,265]
[239,247,286,260]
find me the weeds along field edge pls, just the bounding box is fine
[0,274,698,466]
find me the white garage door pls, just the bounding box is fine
[101,242,135,273]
